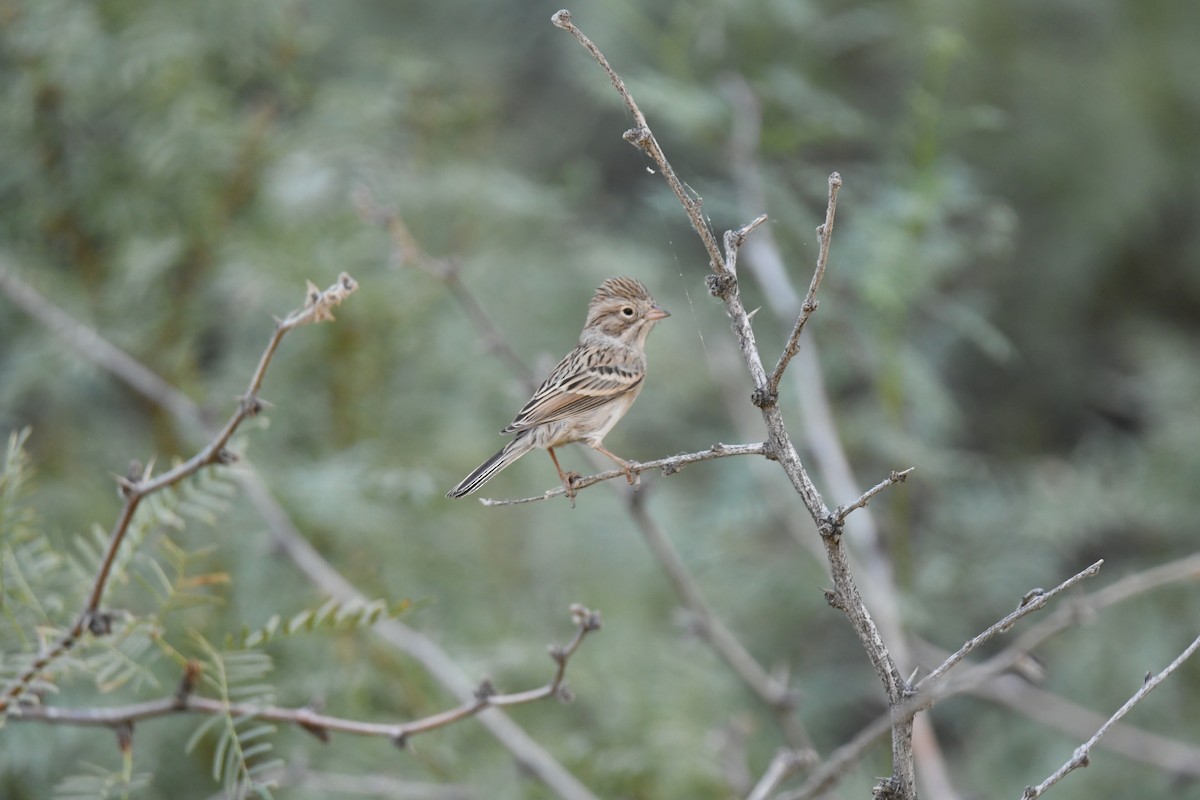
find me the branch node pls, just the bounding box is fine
[1019,588,1046,608]
[550,8,571,28]
[392,731,408,750]
[751,386,777,408]
[240,395,264,417]
[823,588,844,610]
[475,679,497,702]
[86,609,116,637]
[548,644,567,666]
[819,514,843,540]
[705,272,736,299]
[215,447,239,466]
[622,126,652,150]
[570,603,602,631]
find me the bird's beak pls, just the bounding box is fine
[647,305,670,321]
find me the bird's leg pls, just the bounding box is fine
[590,443,638,486]
[547,447,582,503]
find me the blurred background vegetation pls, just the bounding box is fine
[1,0,1198,798]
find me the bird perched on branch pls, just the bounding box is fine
[447,276,669,502]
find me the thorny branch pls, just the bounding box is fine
[10,605,602,747]
[551,10,725,274]
[765,174,840,398]
[0,266,600,800]
[0,272,358,716]
[833,468,916,526]
[387,224,818,748]
[478,442,767,506]
[551,9,919,796]
[1021,633,1200,799]
[914,560,1104,693]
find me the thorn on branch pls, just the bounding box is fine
[175,661,202,707]
[114,721,134,754]
[300,719,332,743]
[240,395,264,417]
[393,732,408,750]
[475,679,497,702]
[705,272,736,299]
[86,609,116,637]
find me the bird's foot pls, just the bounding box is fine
[561,471,583,507]
[622,461,640,487]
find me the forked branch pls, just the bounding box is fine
[0,273,358,715]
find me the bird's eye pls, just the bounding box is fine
[621,306,635,317]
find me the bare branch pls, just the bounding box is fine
[479,442,767,506]
[551,9,726,274]
[0,265,602,800]
[776,713,892,800]
[0,262,203,429]
[745,748,815,800]
[554,11,913,795]
[0,272,358,715]
[833,468,916,525]
[353,186,536,385]
[624,492,809,749]
[914,560,1104,692]
[972,675,1200,778]
[1021,633,1200,799]
[765,172,841,397]
[10,605,600,747]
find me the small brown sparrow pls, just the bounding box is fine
[447,276,669,500]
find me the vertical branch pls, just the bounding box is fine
[552,11,915,797]
[550,10,725,273]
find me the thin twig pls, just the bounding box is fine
[479,442,767,506]
[765,173,841,397]
[0,273,358,715]
[776,713,892,800]
[0,262,204,429]
[1021,633,1200,799]
[745,748,815,800]
[10,605,601,746]
[833,468,916,525]
[550,10,725,274]
[353,187,535,385]
[914,560,1103,692]
[971,675,1200,777]
[624,492,809,749]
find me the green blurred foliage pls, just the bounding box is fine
[1,0,1199,798]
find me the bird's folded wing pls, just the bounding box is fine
[502,351,643,434]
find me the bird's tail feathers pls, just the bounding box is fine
[446,435,534,499]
